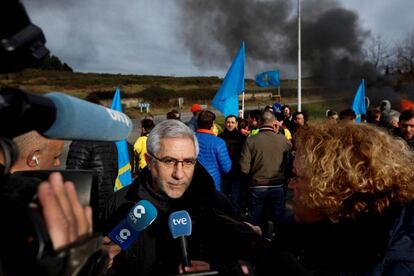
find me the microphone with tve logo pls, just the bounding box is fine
[168,210,192,267]
[108,199,157,250]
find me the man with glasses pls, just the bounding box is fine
[103,120,263,275]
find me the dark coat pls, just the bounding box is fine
[66,140,118,232]
[393,128,414,150]
[218,128,246,177]
[103,164,266,275]
[257,204,414,276]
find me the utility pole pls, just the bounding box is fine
[297,0,302,111]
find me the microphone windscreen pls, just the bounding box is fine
[126,199,158,230]
[168,210,192,239]
[44,92,132,141]
[108,199,157,250]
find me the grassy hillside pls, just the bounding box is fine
[0,69,356,120]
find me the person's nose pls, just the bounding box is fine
[172,163,185,180]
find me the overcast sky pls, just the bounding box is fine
[23,0,414,78]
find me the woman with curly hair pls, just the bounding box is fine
[257,123,414,275]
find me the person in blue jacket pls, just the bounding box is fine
[195,110,232,191]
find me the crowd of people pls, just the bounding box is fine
[2,1,414,274]
[2,99,414,275]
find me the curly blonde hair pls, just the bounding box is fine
[294,122,414,222]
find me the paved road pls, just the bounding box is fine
[60,112,194,168]
[60,97,344,168]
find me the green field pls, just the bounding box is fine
[0,69,356,121]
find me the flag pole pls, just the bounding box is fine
[241,90,245,118]
[297,0,302,112]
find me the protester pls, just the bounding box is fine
[281,105,293,129]
[66,95,118,232]
[237,118,250,137]
[290,111,306,135]
[219,114,247,214]
[275,112,293,141]
[166,109,181,120]
[257,123,414,275]
[133,118,155,174]
[212,121,222,136]
[379,99,399,130]
[338,108,356,123]
[103,120,263,275]
[325,109,338,122]
[263,105,273,113]
[188,103,203,131]
[394,109,414,149]
[383,110,401,131]
[247,110,261,136]
[380,99,392,112]
[240,111,292,236]
[6,130,64,172]
[196,110,231,191]
[366,108,381,125]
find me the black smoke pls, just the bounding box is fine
[177,0,377,82]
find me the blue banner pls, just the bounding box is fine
[111,87,133,191]
[351,79,366,123]
[212,42,245,117]
[255,70,280,87]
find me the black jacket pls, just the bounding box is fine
[257,204,414,276]
[66,140,118,232]
[218,129,246,176]
[393,128,414,150]
[104,164,266,275]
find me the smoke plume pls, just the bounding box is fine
[177,0,376,81]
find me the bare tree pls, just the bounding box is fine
[364,34,390,74]
[394,31,414,74]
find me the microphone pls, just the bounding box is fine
[44,92,132,140]
[108,199,157,250]
[0,87,132,141]
[168,210,192,267]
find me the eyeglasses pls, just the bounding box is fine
[148,153,197,168]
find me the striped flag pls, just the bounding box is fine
[111,87,133,191]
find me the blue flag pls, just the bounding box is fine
[255,70,280,87]
[111,87,133,191]
[212,42,245,117]
[352,79,366,123]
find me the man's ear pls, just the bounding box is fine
[27,150,40,168]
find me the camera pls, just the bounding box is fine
[0,1,108,275]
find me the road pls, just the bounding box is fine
[60,96,344,167]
